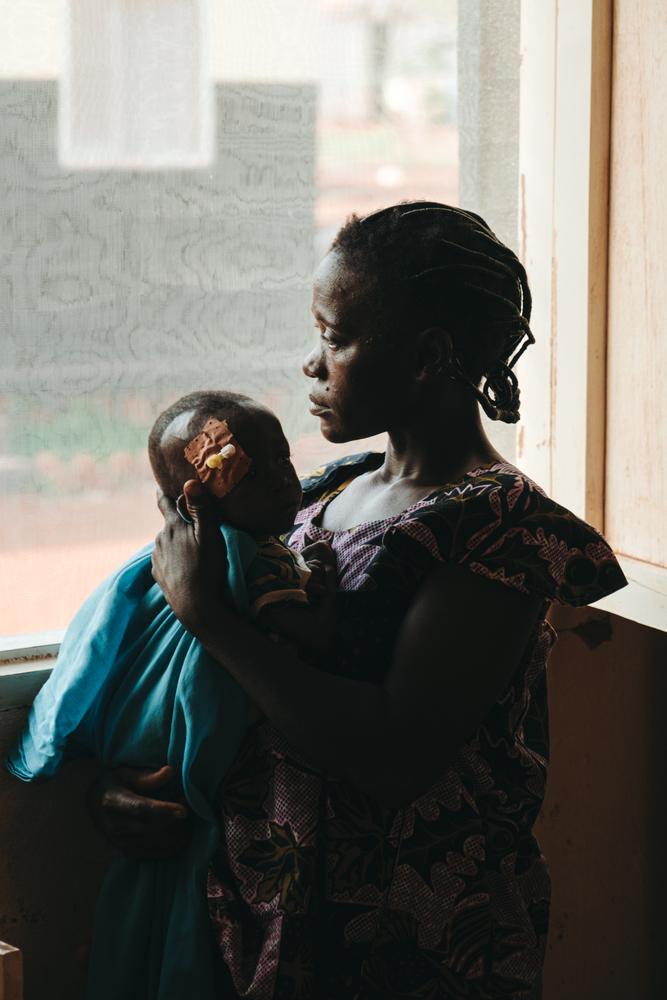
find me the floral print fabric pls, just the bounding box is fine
[207,454,627,999]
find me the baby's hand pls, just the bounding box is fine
[256,542,338,651]
[305,561,329,601]
[302,540,336,602]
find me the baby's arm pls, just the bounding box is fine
[246,545,336,725]
[254,557,337,651]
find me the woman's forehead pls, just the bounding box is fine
[312,250,371,318]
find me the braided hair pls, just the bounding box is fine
[330,201,534,423]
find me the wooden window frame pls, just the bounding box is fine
[517,0,666,633]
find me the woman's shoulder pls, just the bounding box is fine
[378,461,628,608]
[299,451,383,506]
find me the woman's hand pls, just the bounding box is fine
[152,480,224,633]
[86,765,191,860]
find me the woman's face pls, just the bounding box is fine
[303,250,412,443]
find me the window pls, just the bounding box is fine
[5,1,523,647]
[518,0,667,632]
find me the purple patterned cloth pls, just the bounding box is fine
[206,454,627,999]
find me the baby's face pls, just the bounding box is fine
[162,403,303,539]
[215,406,303,538]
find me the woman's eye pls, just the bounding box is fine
[314,321,339,346]
[322,331,340,349]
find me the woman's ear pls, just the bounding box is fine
[414,326,454,382]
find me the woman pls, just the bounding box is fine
[92,202,626,998]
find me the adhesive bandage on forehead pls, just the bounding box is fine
[184,417,252,498]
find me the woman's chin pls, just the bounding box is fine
[319,423,370,446]
[317,416,348,443]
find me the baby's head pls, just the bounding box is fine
[148,391,303,539]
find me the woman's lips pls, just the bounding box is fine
[308,395,331,415]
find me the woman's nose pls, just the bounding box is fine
[302,343,324,380]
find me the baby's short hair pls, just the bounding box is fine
[148,390,252,499]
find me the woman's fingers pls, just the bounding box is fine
[115,764,175,794]
[106,789,188,824]
[87,767,191,857]
[182,479,220,548]
[103,771,188,823]
[94,806,190,858]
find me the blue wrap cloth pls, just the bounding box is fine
[5,523,260,1000]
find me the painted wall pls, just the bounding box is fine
[0,685,111,999]
[539,606,667,1000]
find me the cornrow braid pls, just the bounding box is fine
[331,201,535,423]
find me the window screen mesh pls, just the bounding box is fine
[1,2,460,635]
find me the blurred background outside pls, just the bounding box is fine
[1,0,459,635]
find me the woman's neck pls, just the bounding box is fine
[379,398,505,487]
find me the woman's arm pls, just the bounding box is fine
[152,485,543,809]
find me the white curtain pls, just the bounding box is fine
[60,0,214,168]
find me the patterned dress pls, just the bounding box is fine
[206,453,627,1000]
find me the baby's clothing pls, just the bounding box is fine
[247,538,311,618]
[5,524,310,1000]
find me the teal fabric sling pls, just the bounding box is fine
[5,524,259,1000]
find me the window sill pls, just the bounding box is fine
[0,657,55,710]
[0,633,61,709]
[591,556,667,634]
[0,630,64,663]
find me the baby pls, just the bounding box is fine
[5,390,335,1000]
[149,389,335,657]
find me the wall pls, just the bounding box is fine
[0,668,111,999]
[539,606,667,1000]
